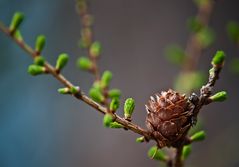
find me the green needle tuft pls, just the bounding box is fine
[9,12,24,33]
[109,122,123,128]
[190,130,206,142]
[58,87,70,94]
[34,56,45,66]
[35,35,46,53]
[124,98,135,120]
[28,65,46,76]
[182,145,192,160]
[147,146,167,161]
[108,89,121,99]
[210,91,227,102]
[212,51,225,66]
[77,57,93,70]
[227,21,239,43]
[70,86,79,94]
[110,98,120,113]
[101,70,112,88]
[90,41,101,57]
[89,88,105,103]
[56,53,69,71]
[103,114,114,127]
[136,136,145,143]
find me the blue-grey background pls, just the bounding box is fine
[0,0,238,167]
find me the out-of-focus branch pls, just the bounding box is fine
[76,0,100,81]
[184,0,214,72]
[173,0,215,95]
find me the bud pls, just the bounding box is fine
[28,65,46,76]
[230,58,239,74]
[109,98,120,113]
[89,88,105,103]
[194,0,211,8]
[165,45,185,66]
[9,12,24,33]
[90,41,101,57]
[196,27,215,48]
[77,57,93,70]
[190,130,206,142]
[124,98,135,120]
[182,145,192,160]
[209,91,227,102]
[109,122,124,128]
[187,16,203,33]
[227,21,239,43]
[103,113,114,127]
[34,56,45,66]
[70,86,80,94]
[79,28,92,48]
[92,81,102,91]
[76,0,87,15]
[188,118,203,136]
[14,30,23,41]
[211,51,225,66]
[58,87,70,94]
[136,136,145,143]
[174,72,205,94]
[101,70,112,88]
[35,35,46,53]
[82,14,93,27]
[147,146,167,161]
[56,53,69,71]
[108,89,121,99]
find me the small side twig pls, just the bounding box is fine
[172,52,225,167]
[193,61,223,117]
[174,146,183,167]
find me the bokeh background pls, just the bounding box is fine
[0,0,239,167]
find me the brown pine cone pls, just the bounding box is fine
[145,89,193,148]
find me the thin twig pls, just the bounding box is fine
[174,146,183,167]
[167,160,173,167]
[193,63,223,117]
[171,59,223,167]
[0,21,151,140]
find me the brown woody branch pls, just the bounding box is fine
[171,62,223,167]
[0,21,151,140]
[193,63,223,117]
[171,1,216,167]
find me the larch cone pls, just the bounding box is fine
[145,89,193,148]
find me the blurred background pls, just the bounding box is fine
[0,0,238,167]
